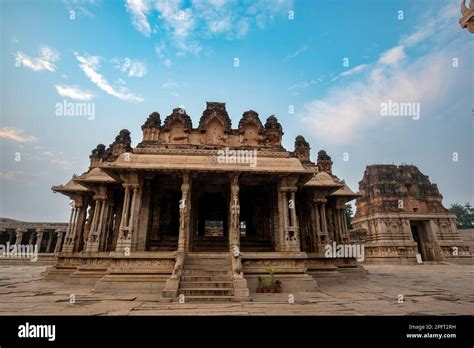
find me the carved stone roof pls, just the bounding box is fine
[101,152,312,175]
[355,164,447,217]
[74,167,117,185]
[305,172,342,188]
[264,115,283,133]
[198,102,232,132]
[238,110,264,132]
[52,179,91,193]
[142,112,161,129]
[330,184,361,198]
[163,108,193,131]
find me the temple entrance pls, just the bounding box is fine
[147,176,181,251]
[192,180,229,252]
[410,221,437,261]
[239,177,275,252]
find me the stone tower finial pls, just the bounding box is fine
[142,112,162,142]
[317,150,333,174]
[89,144,106,168]
[104,129,133,161]
[294,135,311,163]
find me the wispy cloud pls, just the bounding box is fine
[332,64,369,81]
[162,81,179,89]
[112,58,148,77]
[288,80,316,96]
[285,45,307,61]
[126,0,293,54]
[55,84,94,101]
[15,45,59,72]
[50,159,75,170]
[125,0,152,36]
[63,0,99,19]
[0,127,37,143]
[75,52,144,102]
[297,2,467,145]
[378,45,406,66]
[0,171,22,181]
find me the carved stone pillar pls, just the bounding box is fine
[62,203,78,253]
[85,196,107,252]
[177,173,191,252]
[54,229,65,254]
[229,175,240,251]
[14,228,24,247]
[278,177,300,252]
[116,183,139,252]
[320,201,328,236]
[45,231,53,253]
[35,229,44,253]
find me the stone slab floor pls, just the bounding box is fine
[0,263,472,315]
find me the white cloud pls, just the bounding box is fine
[50,159,75,170]
[297,2,468,145]
[378,45,405,66]
[332,64,369,81]
[55,84,94,101]
[126,0,292,54]
[15,45,59,72]
[163,58,172,68]
[75,52,144,103]
[0,127,37,143]
[0,171,22,181]
[125,0,152,36]
[112,58,147,77]
[155,42,166,58]
[128,61,147,77]
[155,0,196,39]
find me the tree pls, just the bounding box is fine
[345,204,354,230]
[449,202,474,229]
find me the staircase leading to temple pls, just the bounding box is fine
[178,253,237,302]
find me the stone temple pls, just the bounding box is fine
[352,165,471,263]
[47,102,365,301]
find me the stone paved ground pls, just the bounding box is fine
[0,263,472,315]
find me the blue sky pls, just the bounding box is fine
[0,0,472,221]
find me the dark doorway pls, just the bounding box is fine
[410,221,436,261]
[239,181,275,252]
[147,177,181,251]
[193,191,228,251]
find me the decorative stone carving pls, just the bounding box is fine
[317,150,333,174]
[294,135,311,163]
[104,129,133,161]
[89,144,106,168]
[198,102,232,133]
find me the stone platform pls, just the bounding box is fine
[0,263,472,315]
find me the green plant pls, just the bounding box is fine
[265,266,276,285]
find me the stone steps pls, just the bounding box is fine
[180,275,230,282]
[177,253,237,302]
[179,288,234,296]
[175,295,236,303]
[180,281,233,288]
[182,269,231,276]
